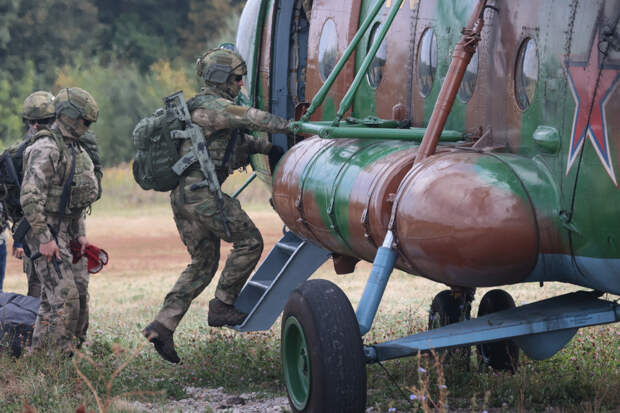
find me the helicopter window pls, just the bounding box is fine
[515,38,539,110]
[418,28,438,97]
[319,19,339,82]
[367,21,387,89]
[457,51,478,102]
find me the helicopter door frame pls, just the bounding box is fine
[270,0,309,151]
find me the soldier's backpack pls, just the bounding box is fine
[0,139,31,222]
[0,292,39,357]
[132,94,206,192]
[80,131,104,201]
[0,129,103,223]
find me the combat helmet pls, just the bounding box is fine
[22,91,55,121]
[195,47,247,85]
[55,87,99,123]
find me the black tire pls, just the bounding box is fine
[281,279,366,413]
[428,290,461,328]
[428,290,471,365]
[477,289,520,372]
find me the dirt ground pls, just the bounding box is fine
[3,207,613,413]
[3,208,298,412]
[4,208,289,285]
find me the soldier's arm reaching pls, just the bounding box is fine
[192,102,291,137]
[20,138,60,245]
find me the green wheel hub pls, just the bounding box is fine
[282,316,311,410]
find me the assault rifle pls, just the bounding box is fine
[167,91,231,238]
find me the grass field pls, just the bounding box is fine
[0,167,619,412]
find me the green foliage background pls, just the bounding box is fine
[0,0,244,164]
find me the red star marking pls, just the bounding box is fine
[565,33,620,186]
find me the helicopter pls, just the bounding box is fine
[228,0,620,411]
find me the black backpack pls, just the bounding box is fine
[0,292,39,357]
[0,139,30,222]
[0,129,103,222]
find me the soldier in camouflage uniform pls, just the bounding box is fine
[13,92,102,301]
[15,91,102,345]
[13,91,57,297]
[21,87,100,355]
[143,47,290,363]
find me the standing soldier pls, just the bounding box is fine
[13,91,57,297]
[21,87,100,355]
[143,47,289,363]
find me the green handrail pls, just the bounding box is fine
[232,173,258,199]
[293,122,464,142]
[301,0,387,122]
[334,0,404,125]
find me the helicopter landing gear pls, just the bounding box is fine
[428,288,474,366]
[476,289,520,372]
[281,279,366,413]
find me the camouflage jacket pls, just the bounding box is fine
[20,127,98,244]
[183,86,290,182]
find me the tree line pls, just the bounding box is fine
[0,0,244,164]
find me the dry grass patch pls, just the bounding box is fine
[0,165,618,412]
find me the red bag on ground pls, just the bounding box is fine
[69,240,109,274]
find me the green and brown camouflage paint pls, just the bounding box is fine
[242,0,620,293]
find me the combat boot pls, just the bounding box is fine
[142,321,180,363]
[208,298,247,327]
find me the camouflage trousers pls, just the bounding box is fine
[26,217,90,354]
[23,256,42,298]
[154,176,263,332]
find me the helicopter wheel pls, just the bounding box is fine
[476,289,520,372]
[428,290,471,366]
[281,279,366,413]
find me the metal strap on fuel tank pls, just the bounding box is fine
[295,140,337,241]
[326,142,383,254]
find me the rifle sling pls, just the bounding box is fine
[13,219,30,245]
[55,143,76,235]
[221,128,239,172]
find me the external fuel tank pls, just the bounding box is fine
[272,137,543,287]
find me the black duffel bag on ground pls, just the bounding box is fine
[0,292,39,357]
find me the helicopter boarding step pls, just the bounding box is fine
[233,231,331,332]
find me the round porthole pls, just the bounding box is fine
[418,28,438,97]
[319,19,338,82]
[515,38,538,110]
[458,51,478,102]
[367,22,387,89]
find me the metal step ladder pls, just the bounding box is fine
[233,231,331,332]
